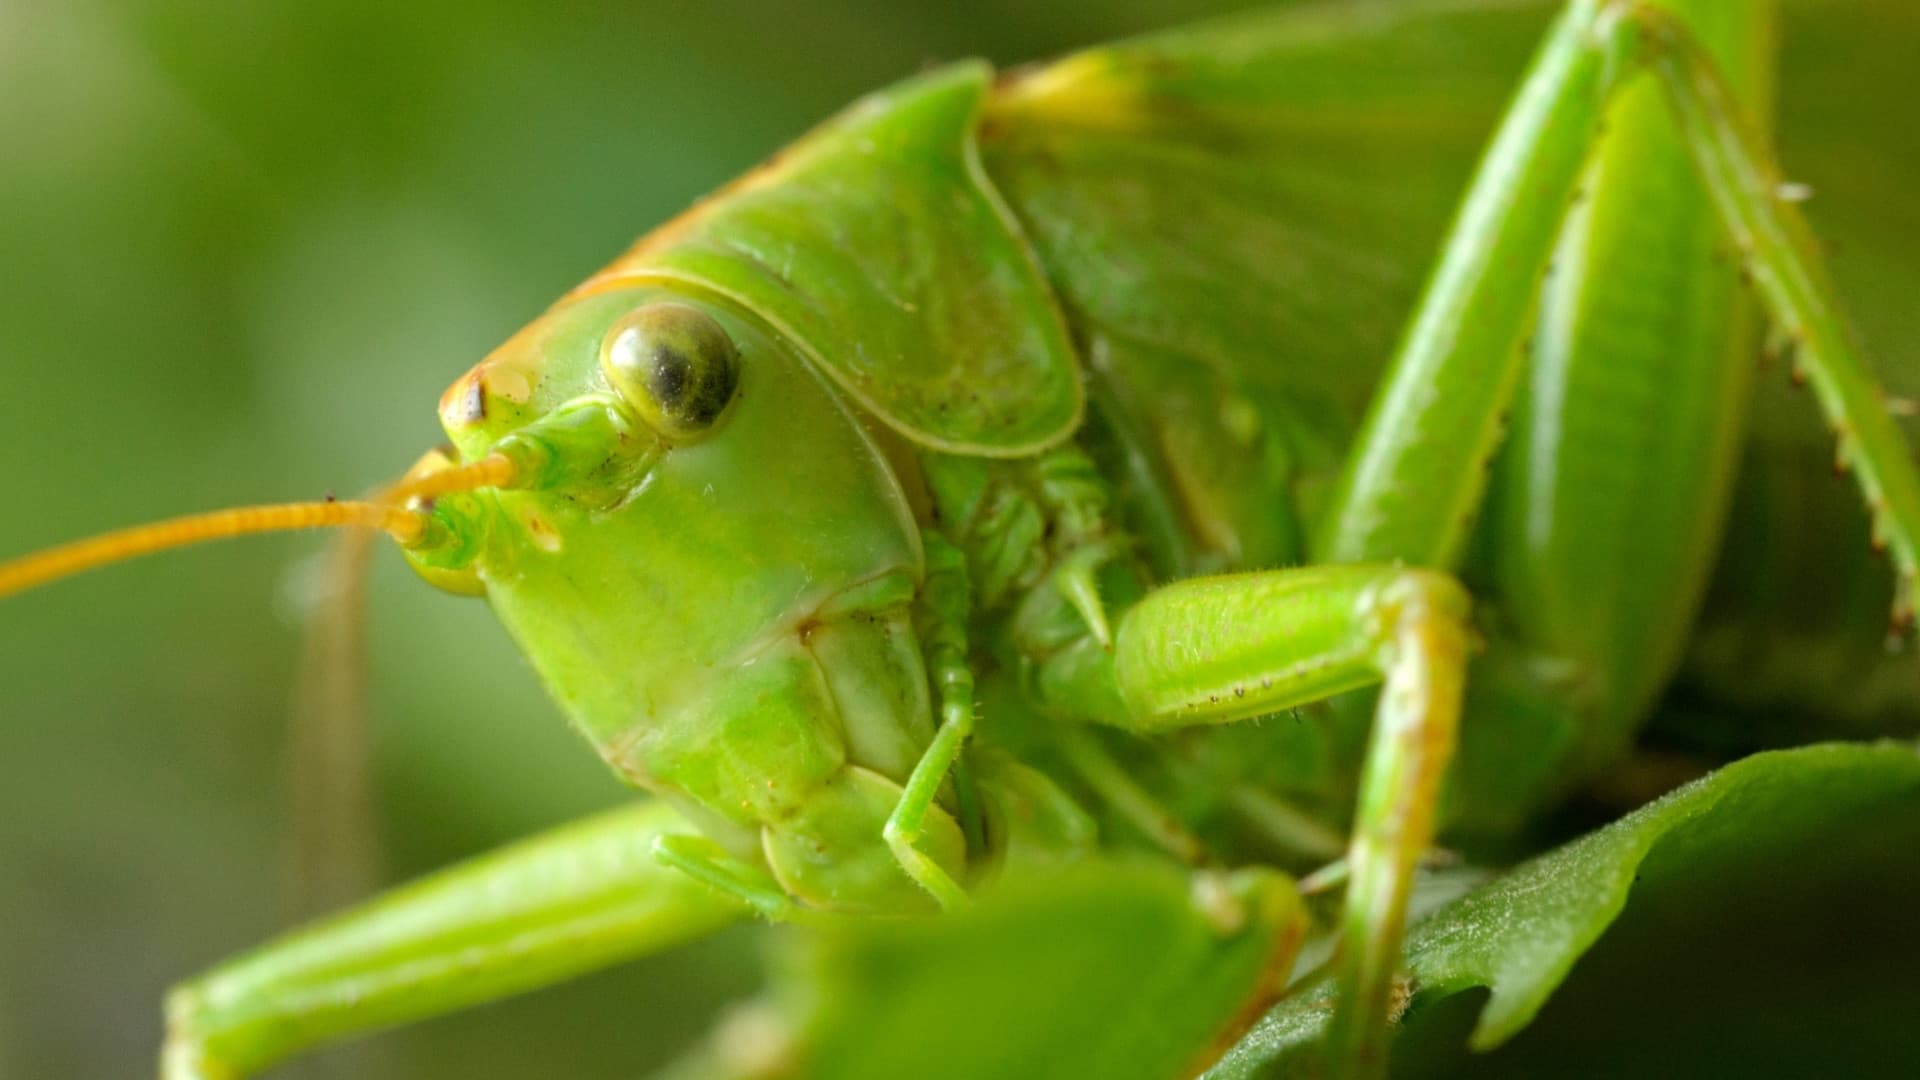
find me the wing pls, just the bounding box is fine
[977,0,1551,572]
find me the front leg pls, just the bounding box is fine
[885,532,977,911]
[1112,564,1472,1079]
[163,802,746,1080]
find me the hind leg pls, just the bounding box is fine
[164,802,745,1079]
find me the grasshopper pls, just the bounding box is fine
[3,1,1917,1076]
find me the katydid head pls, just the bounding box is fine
[0,280,962,910]
[415,281,926,723]
[407,283,959,906]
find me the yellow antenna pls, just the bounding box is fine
[0,501,423,600]
[384,451,517,503]
[0,450,521,601]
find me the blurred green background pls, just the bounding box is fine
[0,2,1260,1077]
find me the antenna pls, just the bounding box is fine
[0,501,424,600]
[0,451,519,600]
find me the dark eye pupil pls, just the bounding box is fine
[601,301,741,440]
[646,346,691,409]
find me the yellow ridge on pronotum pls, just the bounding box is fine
[0,501,427,600]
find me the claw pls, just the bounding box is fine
[1054,553,1113,649]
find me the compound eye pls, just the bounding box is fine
[599,302,741,440]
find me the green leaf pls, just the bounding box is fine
[659,860,1302,1080]
[1209,741,1920,1076]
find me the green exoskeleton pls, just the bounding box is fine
[3,0,1917,1076]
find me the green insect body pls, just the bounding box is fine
[404,54,1436,919]
[406,0,1743,888]
[7,0,1920,1077]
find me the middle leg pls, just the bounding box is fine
[1112,563,1472,1079]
